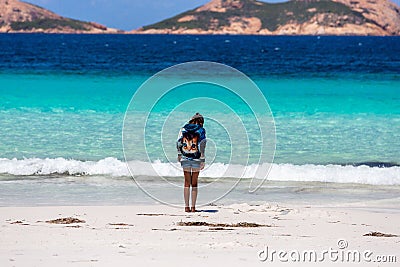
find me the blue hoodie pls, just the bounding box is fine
[177,123,206,160]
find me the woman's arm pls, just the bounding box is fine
[176,129,183,162]
[199,139,206,169]
[199,139,206,158]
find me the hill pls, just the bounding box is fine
[133,0,400,35]
[0,0,122,33]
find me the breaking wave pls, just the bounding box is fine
[1,157,399,185]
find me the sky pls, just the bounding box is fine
[26,0,287,31]
[26,0,400,30]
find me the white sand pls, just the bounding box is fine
[0,203,399,266]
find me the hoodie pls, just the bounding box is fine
[176,123,206,161]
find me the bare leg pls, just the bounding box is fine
[191,170,199,212]
[183,170,191,212]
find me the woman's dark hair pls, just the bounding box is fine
[189,112,204,125]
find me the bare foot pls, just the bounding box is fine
[190,207,196,212]
[185,207,190,212]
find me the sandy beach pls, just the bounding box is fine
[1,203,399,266]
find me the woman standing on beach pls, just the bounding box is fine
[177,113,206,212]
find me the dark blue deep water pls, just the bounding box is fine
[1,34,399,77]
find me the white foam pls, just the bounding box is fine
[0,157,128,176]
[0,157,399,185]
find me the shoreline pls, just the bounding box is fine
[1,203,399,266]
[1,175,400,208]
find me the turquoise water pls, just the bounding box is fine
[0,74,135,160]
[1,73,399,165]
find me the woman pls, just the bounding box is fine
[176,113,206,212]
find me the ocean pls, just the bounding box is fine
[0,34,399,207]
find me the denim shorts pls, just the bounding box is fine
[180,159,201,169]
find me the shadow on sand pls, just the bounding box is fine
[196,209,218,213]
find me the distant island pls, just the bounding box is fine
[0,0,122,33]
[133,0,400,36]
[1,0,400,35]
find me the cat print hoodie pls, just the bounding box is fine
[176,123,206,161]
